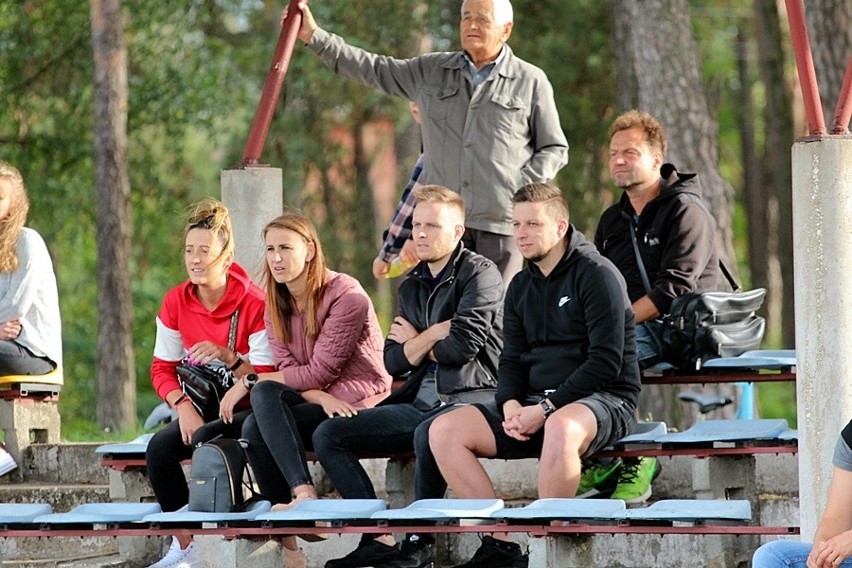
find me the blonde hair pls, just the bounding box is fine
[609,110,668,158]
[0,162,30,273]
[184,199,234,276]
[262,212,329,344]
[412,185,466,223]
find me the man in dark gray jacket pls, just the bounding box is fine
[289,0,568,285]
[313,185,503,568]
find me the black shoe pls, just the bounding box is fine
[324,538,401,568]
[453,536,528,568]
[384,537,436,568]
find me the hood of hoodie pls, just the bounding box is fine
[527,226,599,281]
[180,262,255,318]
[618,163,703,216]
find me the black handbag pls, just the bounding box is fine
[628,222,766,370]
[176,311,239,421]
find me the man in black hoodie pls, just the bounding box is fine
[586,110,721,504]
[428,183,640,568]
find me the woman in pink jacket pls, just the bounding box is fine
[241,212,391,554]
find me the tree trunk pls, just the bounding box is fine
[91,0,136,431]
[755,0,795,348]
[804,0,852,126]
[612,0,737,429]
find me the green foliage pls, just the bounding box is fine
[1,0,798,438]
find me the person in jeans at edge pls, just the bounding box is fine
[584,110,721,503]
[145,199,276,568]
[753,419,852,567]
[427,183,641,568]
[287,0,568,287]
[241,212,392,566]
[313,185,504,568]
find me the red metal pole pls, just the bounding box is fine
[784,0,827,136]
[831,56,852,135]
[241,0,307,167]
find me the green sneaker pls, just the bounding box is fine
[576,459,622,498]
[610,457,661,504]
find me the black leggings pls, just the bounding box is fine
[241,381,328,505]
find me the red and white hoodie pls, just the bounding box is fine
[151,262,274,403]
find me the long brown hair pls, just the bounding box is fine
[262,212,329,343]
[0,162,30,273]
[184,199,234,277]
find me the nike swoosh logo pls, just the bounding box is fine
[559,296,570,307]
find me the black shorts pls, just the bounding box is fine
[473,392,636,460]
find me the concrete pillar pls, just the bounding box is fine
[384,459,416,509]
[221,167,283,276]
[0,397,60,472]
[792,136,852,539]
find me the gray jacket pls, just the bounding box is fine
[309,28,569,235]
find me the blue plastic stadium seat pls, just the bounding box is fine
[95,433,154,455]
[0,503,52,523]
[780,429,799,441]
[494,498,626,521]
[256,499,386,522]
[655,418,788,444]
[373,499,505,521]
[33,502,161,524]
[641,362,676,376]
[142,500,271,523]
[702,350,796,371]
[614,499,751,523]
[615,421,668,445]
[740,349,796,362]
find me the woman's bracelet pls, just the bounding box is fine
[172,394,191,408]
[228,356,244,373]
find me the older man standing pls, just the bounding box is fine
[291,0,568,285]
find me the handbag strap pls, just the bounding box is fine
[628,218,741,294]
[227,310,239,351]
[719,260,740,292]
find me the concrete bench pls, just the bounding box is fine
[0,367,63,472]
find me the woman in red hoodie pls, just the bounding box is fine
[145,199,275,568]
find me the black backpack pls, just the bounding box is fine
[188,438,252,513]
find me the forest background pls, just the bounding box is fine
[1,0,849,438]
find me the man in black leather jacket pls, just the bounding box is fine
[313,185,504,568]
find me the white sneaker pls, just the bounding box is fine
[146,537,199,568]
[0,447,17,477]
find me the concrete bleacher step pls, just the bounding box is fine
[0,483,113,563]
[0,536,121,566]
[0,483,110,511]
[17,442,108,485]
